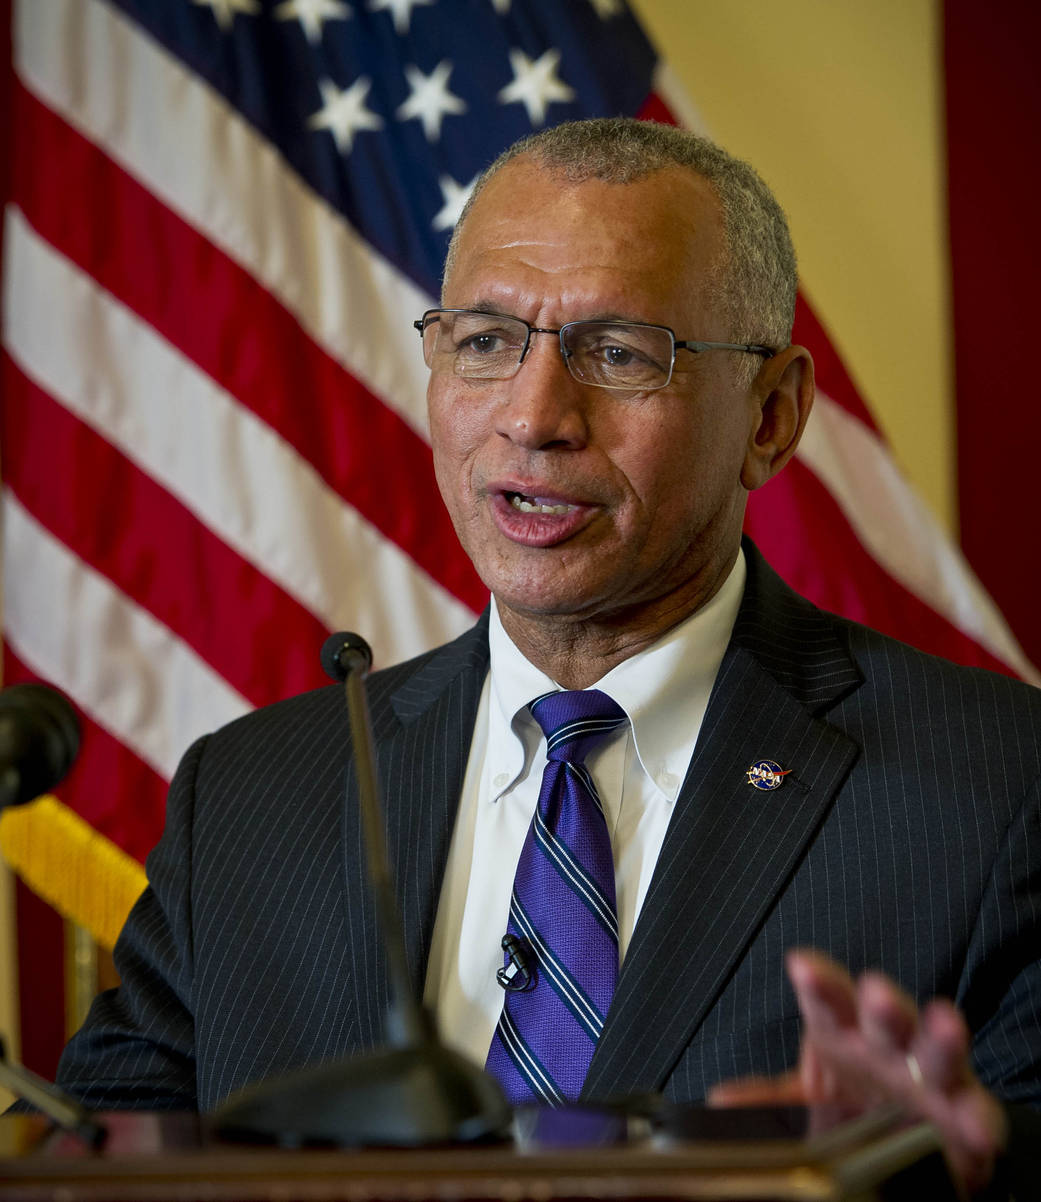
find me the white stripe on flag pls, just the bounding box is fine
[2,207,474,664]
[2,492,250,779]
[14,0,435,440]
[799,392,1038,684]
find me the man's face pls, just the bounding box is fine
[428,157,765,630]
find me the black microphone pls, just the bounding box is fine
[497,934,535,992]
[320,630,373,682]
[213,632,510,1148]
[0,683,81,810]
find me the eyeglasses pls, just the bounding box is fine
[414,309,775,393]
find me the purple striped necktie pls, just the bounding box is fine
[486,688,627,1106]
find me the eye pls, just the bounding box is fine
[564,322,674,391]
[598,342,643,367]
[446,315,525,359]
[438,313,529,379]
[583,332,667,373]
[458,330,509,355]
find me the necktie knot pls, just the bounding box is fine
[530,689,627,765]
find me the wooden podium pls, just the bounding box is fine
[0,1107,958,1201]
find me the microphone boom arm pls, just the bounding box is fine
[341,652,430,1046]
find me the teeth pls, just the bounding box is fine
[509,493,574,515]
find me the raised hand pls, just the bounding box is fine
[708,949,1008,1195]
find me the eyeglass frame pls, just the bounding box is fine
[413,308,777,393]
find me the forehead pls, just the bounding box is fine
[444,157,726,325]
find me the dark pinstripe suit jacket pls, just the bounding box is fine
[56,543,1041,1118]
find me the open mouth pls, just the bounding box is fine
[505,491,576,515]
[490,487,594,548]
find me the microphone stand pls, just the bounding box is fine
[212,634,511,1147]
[0,1038,106,1149]
[341,639,425,1050]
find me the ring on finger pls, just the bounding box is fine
[905,1051,924,1088]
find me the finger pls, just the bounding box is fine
[911,998,973,1092]
[856,971,918,1054]
[786,948,859,1033]
[797,1041,836,1102]
[707,1070,805,1107]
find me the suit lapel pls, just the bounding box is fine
[584,546,862,1100]
[340,616,490,1044]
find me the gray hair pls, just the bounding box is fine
[444,117,797,352]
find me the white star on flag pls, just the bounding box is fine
[191,0,261,31]
[274,0,352,45]
[490,0,510,12]
[433,173,478,231]
[497,48,575,126]
[397,62,467,141]
[368,0,434,35]
[308,77,383,153]
[588,0,623,16]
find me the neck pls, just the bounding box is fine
[496,548,740,689]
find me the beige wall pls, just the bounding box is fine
[630,0,953,532]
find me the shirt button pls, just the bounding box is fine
[493,772,509,789]
[657,770,678,791]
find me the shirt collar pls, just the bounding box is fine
[485,550,746,804]
[486,604,557,800]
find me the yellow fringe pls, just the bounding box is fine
[0,797,147,951]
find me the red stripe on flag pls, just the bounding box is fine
[637,91,674,124]
[3,647,169,863]
[2,354,331,706]
[10,82,486,614]
[745,460,1016,678]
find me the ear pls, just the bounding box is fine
[740,345,815,491]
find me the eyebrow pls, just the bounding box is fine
[462,303,655,327]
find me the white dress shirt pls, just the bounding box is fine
[423,551,746,1066]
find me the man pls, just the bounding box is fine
[55,120,1039,1196]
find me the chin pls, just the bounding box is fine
[486,573,611,622]
[472,541,624,621]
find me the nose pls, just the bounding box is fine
[496,334,589,451]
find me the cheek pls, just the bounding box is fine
[429,378,491,445]
[621,412,740,534]
[608,410,700,505]
[428,391,458,492]
[429,391,485,512]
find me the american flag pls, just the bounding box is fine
[1,0,1035,991]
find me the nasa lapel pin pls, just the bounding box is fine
[746,759,791,791]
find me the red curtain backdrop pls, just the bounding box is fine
[946,0,1041,671]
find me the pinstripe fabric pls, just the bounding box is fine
[54,541,1041,1117]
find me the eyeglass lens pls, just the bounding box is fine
[421,311,676,391]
